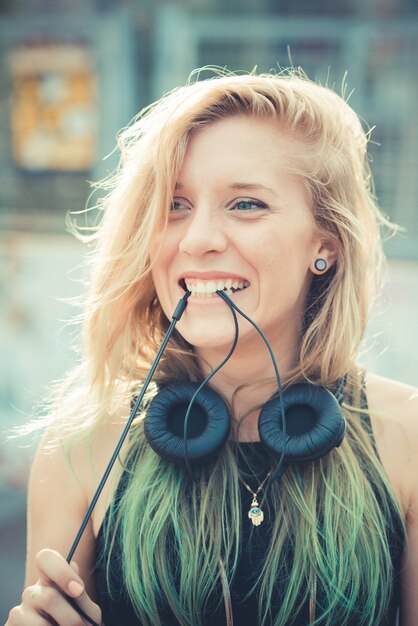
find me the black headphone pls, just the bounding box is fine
[144,290,346,479]
[144,379,345,475]
[65,289,346,626]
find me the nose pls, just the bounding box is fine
[178,207,228,257]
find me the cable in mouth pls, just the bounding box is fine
[179,278,249,296]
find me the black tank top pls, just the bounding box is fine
[94,385,405,626]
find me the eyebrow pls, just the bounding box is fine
[228,182,280,196]
[174,181,281,197]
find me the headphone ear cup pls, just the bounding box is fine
[258,383,346,464]
[144,382,231,464]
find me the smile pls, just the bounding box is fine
[181,278,250,297]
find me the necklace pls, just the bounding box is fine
[238,470,272,526]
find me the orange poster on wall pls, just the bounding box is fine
[10,43,98,172]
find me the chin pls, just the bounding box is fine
[184,334,235,351]
[173,303,255,351]
[177,325,237,352]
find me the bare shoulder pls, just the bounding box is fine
[26,425,92,588]
[26,414,127,591]
[364,371,418,515]
[365,372,418,414]
[28,425,90,521]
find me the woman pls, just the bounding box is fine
[7,70,418,626]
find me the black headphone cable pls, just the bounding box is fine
[64,291,191,626]
[181,289,287,483]
[215,290,287,482]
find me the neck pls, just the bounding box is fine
[196,331,299,441]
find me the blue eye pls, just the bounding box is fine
[170,200,192,216]
[233,199,268,211]
[168,200,190,221]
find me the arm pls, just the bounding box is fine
[25,429,97,591]
[365,373,418,625]
[401,492,418,625]
[399,404,418,625]
[6,428,102,625]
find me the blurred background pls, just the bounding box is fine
[0,0,417,620]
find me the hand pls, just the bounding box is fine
[6,548,102,625]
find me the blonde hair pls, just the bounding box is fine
[49,69,403,625]
[67,68,391,415]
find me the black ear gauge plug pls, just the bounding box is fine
[314,258,328,272]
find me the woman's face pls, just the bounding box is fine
[150,116,334,353]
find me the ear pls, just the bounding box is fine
[310,239,338,275]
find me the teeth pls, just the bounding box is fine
[184,278,250,297]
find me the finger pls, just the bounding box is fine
[62,562,101,625]
[66,592,102,626]
[35,549,85,598]
[34,550,101,625]
[7,604,51,626]
[24,583,100,626]
[64,598,100,626]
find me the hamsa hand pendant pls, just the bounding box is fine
[248,497,264,526]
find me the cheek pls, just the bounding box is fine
[149,242,181,319]
[150,267,173,322]
[255,230,314,285]
[250,236,293,273]
[149,226,180,264]
[148,228,165,264]
[151,259,170,298]
[149,231,175,284]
